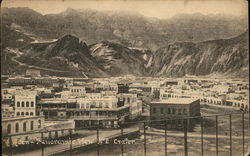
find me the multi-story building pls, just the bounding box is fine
[1,92,13,101]
[117,93,142,120]
[69,86,86,97]
[37,95,130,128]
[117,83,129,93]
[14,90,37,117]
[150,98,200,130]
[8,76,60,87]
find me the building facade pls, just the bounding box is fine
[150,98,200,130]
[14,90,37,117]
[2,115,45,147]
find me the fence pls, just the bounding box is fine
[2,112,250,156]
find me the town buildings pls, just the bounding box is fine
[1,74,249,148]
[150,98,200,130]
[37,92,140,128]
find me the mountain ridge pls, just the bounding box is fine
[1,30,248,78]
[2,7,248,51]
[1,7,248,78]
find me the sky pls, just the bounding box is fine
[2,0,248,19]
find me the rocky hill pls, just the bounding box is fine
[17,35,109,77]
[14,35,152,77]
[152,31,249,78]
[89,41,152,76]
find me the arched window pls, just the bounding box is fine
[26,112,29,116]
[17,112,20,116]
[30,121,34,130]
[26,101,29,107]
[21,112,24,116]
[7,124,11,134]
[22,102,25,107]
[31,102,34,107]
[99,102,103,108]
[17,102,20,107]
[15,123,19,133]
[38,120,42,128]
[127,98,130,103]
[81,103,85,109]
[30,112,34,116]
[23,122,27,132]
[91,101,96,108]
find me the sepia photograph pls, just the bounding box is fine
[1,0,249,156]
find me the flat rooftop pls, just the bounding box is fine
[151,98,198,105]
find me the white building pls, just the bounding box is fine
[14,90,37,117]
[2,115,45,147]
[69,86,86,97]
[77,95,118,109]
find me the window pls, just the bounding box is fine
[153,107,156,113]
[21,112,24,116]
[15,123,19,133]
[38,120,41,128]
[172,108,176,114]
[30,121,34,130]
[168,108,171,114]
[183,109,187,115]
[23,122,27,132]
[26,112,29,116]
[22,102,25,107]
[17,112,20,116]
[161,108,164,114]
[7,124,11,134]
[17,102,20,107]
[31,102,34,107]
[81,104,85,109]
[26,101,29,107]
[127,98,130,103]
[178,109,182,115]
[99,102,103,108]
